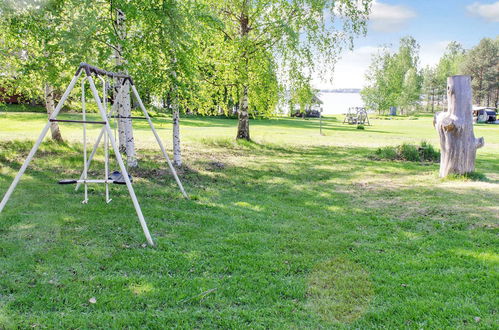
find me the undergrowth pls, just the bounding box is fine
[370,141,440,162]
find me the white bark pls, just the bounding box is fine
[113,9,137,167]
[171,65,182,167]
[44,84,63,142]
[115,80,137,167]
[434,75,484,177]
[172,104,181,167]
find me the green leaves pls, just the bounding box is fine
[361,36,422,114]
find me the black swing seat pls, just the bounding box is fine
[58,179,77,185]
[57,172,132,185]
[108,171,133,185]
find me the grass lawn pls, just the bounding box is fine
[0,110,498,328]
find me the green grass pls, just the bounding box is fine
[0,110,498,328]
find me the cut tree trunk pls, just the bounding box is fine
[44,84,63,142]
[236,85,250,140]
[434,75,484,177]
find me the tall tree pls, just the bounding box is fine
[361,48,391,114]
[434,41,465,110]
[204,0,372,140]
[461,37,498,107]
[0,0,82,142]
[361,37,421,114]
[421,65,439,112]
[120,0,207,167]
[112,7,137,167]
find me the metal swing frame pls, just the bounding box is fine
[0,63,188,246]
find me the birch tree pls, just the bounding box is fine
[205,0,372,140]
[112,7,137,167]
[0,0,76,142]
[361,37,420,114]
[120,0,209,167]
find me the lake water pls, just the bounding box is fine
[319,92,364,115]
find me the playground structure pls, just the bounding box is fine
[0,63,188,246]
[343,107,370,125]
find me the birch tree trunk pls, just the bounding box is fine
[236,3,251,141]
[114,9,137,167]
[170,63,182,167]
[172,102,182,167]
[434,75,484,177]
[237,85,250,140]
[115,80,137,167]
[44,84,63,142]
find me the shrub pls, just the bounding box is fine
[356,125,365,130]
[419,141,440,162]
[373,146,398,160]
[398,143,420,161]
[370,141,440,162]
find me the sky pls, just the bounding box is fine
[315,0,499,90]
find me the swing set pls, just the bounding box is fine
[0,63,188,246]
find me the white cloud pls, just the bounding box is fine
[419,41,451,67]
[467,1,499,22]
[313,46,385,89]
[369,1,417,32]
[313,41,455,89]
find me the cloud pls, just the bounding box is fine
[467,1,499,22]
[419,41,451,67]
[369,1,417,32]
[314,40,456,89]
[313,46,385,89]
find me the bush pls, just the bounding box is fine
[370,141,440,162]
[356,125,365,130]
[373,146,398,160]
[398,143,420,161]
[419,141,440,162]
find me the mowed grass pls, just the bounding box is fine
[0,110,498,328]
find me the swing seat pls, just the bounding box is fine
[109,171,132,185]
[58,179,77,184]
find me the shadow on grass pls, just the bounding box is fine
[0,138,498,328]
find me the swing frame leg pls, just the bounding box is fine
[131,85,188,198]
[88,76,154,246]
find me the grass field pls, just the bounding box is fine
[0,110,498,328]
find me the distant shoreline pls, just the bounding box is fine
[320,89,361,94]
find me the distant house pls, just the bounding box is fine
[291,94,323,118]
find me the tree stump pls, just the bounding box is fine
[434,75,484,177]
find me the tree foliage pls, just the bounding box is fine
[461,37,498,107]
[361,36,421,114]
[201,0,372,139]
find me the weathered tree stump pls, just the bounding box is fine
[434,75,484,177]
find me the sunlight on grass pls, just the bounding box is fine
[129,283,154,296]
[306,258,373,323]
[234,201,262,211]
[0,113,497,328]
[13,223,35,230]
[400,231,422,240]
[454,249,499,263]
